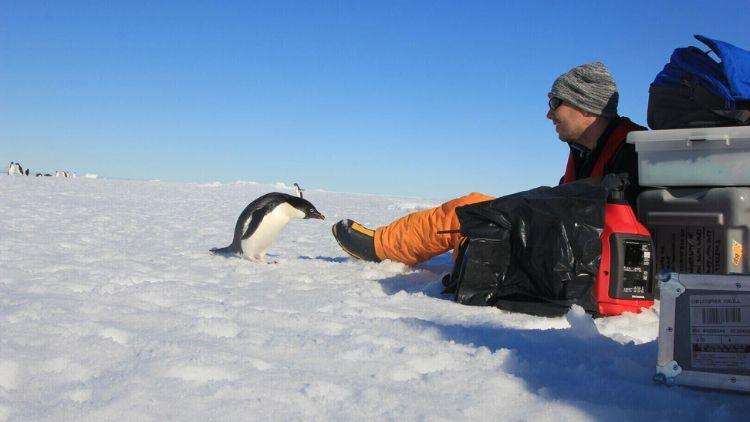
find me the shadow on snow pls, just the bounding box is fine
[297,255,351,263]
[398,317,750,420]
[368,254,750,419]
[378,252,453,298]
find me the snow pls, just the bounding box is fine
[1,174,748,421]
[388,201,439,213]
[564,305,600,339]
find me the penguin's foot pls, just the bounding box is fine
[247,256,277,264]
[332,219,381,262]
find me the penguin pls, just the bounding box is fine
[7,162,23,176]
[293,183,304,198]
[210,192,325,262]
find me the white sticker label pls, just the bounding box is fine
[689,295,750,371]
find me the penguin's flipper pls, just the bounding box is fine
[240,207,271,240]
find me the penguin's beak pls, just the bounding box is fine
[310,211,325,220]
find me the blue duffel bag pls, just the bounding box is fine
[647,35,750,129]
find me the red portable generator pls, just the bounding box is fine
[594,189,655,316]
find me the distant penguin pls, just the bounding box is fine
[210,192,325,262]
[7,162,23,176]
[293,183,304,198]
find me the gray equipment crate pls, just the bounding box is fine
[638,187,750,275]
[656,273,750,393]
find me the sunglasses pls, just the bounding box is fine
[548,97,563,110]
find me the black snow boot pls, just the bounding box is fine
[332,219,381,262]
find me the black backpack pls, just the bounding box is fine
[647,35,750,130]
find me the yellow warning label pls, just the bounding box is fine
[732,240,743,266]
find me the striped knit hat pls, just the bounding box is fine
[548,62,618,117]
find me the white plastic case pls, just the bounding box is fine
[627,126,750,187]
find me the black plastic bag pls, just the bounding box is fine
[444,178,608,316]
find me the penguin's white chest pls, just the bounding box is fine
[241,203,304,259]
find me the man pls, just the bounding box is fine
[333,62,645,266]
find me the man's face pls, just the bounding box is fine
[546,99,594,143]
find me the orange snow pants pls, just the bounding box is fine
[373,192,494,265]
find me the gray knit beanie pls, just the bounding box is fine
[548,62,618,117]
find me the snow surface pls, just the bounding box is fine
[1,175,748,421]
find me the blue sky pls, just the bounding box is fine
[1,1,748,200]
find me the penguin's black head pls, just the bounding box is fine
[288,196,325,220]
[305,206,325,220]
